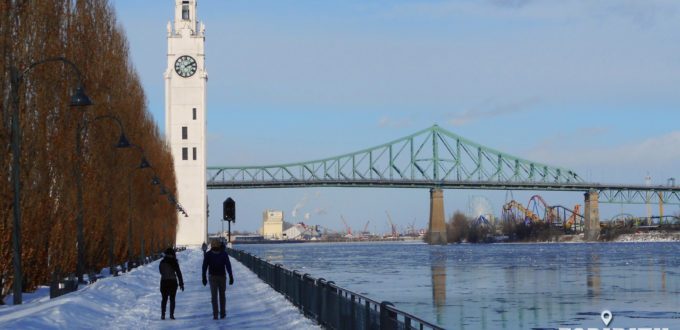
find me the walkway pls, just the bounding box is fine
[0,248,320,329]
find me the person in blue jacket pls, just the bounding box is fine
[159,248,184,320]
[202,239,234,320]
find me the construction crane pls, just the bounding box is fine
[385,211,397,237]
[340,215,351,235]
[407,222,416,236]
[362,220,370,235]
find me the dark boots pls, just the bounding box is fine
[161,301,175,320]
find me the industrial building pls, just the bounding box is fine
[261,210,283,239]
[282,223,321,240]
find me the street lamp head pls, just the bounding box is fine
[139,156,151,169]
[69,83,93,107]
[160,186,168,195]
[152,176,161,185]
[116,132,131,148]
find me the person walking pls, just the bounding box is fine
[159,248,184,320]
[202,239,234,320]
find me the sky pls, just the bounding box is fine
[111,0,680,234]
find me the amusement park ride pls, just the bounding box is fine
[500,194,676,231]
[501,195,584,231]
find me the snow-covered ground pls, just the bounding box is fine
[555,231,680,243]
[0,247,320,329]
[613,231,680,242]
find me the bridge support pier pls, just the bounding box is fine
[584,191,600,241]
[428,188,447,245]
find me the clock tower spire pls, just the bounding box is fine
[165,0,208,246]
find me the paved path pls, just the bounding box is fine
[0,247,320,329]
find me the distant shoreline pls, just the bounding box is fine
[231,232,680,245]
[490,231,680,244]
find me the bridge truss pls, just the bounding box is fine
[207,125,680,205]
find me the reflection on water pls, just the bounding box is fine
[586,253,601,299]
[238,242,680,329]
[430,251,446,324]
[260,248,284,264]
[661,254,666,294]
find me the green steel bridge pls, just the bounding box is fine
[207,125,680,205]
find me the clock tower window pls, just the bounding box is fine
[182,126,188,139]
[192,108,196,120]
[182,147,188,160]
[182,1,190,20]
[193,147,197,160]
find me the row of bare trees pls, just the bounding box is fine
[0,0,178,302]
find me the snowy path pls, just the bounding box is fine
[0,248,320,329]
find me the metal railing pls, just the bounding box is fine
[227,248,444,330]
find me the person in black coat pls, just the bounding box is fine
[202,239,234,320]
[159,248,184,320]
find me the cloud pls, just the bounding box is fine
[574,126,610,137]
[377,116,412,128]
[589,1,680,28]
[530,126,610,151]
[304,212,311,220]
[488,0,533,9]
[526,130,680,174]
[447,98,540,127]
[313,208,327,216]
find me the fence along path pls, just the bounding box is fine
[228,248,444,330]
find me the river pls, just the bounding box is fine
[235,241,680,329]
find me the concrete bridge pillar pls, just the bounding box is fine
[428,188,447,245]
[584,191,600,241]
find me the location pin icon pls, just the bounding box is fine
[601,310,613,326]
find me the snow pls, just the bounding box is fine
[0,247,320,329]
[549,231,680,243]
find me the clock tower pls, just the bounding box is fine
[165,0,207,245]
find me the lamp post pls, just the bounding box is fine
[127,160,186,259]
[128,144,146,266]
[7,57,92,304]
[74,114,129,283]
[127,176,134,269]
[108,195,116,276]
[126,143,164,267]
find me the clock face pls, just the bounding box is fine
[174,55,197,78]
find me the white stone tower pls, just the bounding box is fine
[165,0,207,245]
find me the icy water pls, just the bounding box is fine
[236,241,680,329]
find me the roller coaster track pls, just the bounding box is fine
[504,195,585,230]
[527,195,554,220]
[502,200,541,224]
[606,213,679,226]
[608,213,636,222]
[550,204,583,230]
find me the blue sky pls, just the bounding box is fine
[112,0,680,234]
